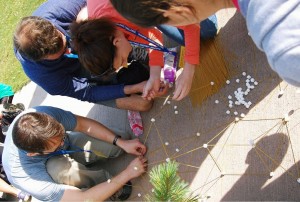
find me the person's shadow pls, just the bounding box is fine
[222,132,290,201]
[261,160,300,200]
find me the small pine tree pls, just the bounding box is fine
[145,161,198,202]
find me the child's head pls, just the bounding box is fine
[110,0,197,27]
[70,18,132,76]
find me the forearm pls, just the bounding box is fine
[150,66,162,80]
[0,179,18,197]
[184,62,196,72]
[61,169,132,201]
[74,115,116,144]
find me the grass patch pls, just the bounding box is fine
[0,0,45,92]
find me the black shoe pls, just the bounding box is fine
[109,181,132,201]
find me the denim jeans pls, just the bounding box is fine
[158,14,218,46]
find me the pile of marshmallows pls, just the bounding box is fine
[215,72,259,117]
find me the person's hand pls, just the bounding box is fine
[126,156,147,179]
[156,81,169,97]
[142,66,161,100]
[118,138,147,156]
[172,63,195,101]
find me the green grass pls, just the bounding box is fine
[0,0,45,93]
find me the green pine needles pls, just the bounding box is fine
[145,161,198,202]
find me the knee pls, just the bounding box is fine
[138,100,153,112]
[46,156,71,183]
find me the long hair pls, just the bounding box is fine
[70,18,117,76]
[110,0,194,27]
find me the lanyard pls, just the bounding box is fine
[46,142,92,157]
[64,24,177,58]
[46,138,107,158]
[116,23,177,56]
[64,35,79,59]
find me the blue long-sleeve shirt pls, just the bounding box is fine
[15,0,126,102]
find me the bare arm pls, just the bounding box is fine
[60,156,147,201]
[74,115,146,155]
[0,178,18,197]
[173,62,196,101]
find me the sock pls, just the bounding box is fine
[127,110,143,136]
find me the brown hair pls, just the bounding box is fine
[13,16,64,61]
[12,112,65,153]
[70,18,116,75]
[110,0,194,27]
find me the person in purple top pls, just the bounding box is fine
[13,0,154,111]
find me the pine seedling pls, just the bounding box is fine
[145,161,198,202]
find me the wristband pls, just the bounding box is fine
[113,135,121,146]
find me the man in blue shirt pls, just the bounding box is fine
[2,106,147,201]
[13,0,153,111]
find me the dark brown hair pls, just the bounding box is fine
[13,16,64,61]
[70,18,116,75]
[12,112,65,153]
[110,0,194,27]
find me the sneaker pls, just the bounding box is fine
[128,110,143,137]
[109,181,132,201]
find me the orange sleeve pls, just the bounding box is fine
[178,24,200,65]
[146,28,164,67]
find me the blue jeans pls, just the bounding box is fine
[158,14,218,46]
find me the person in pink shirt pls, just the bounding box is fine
[86,0,216,101]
